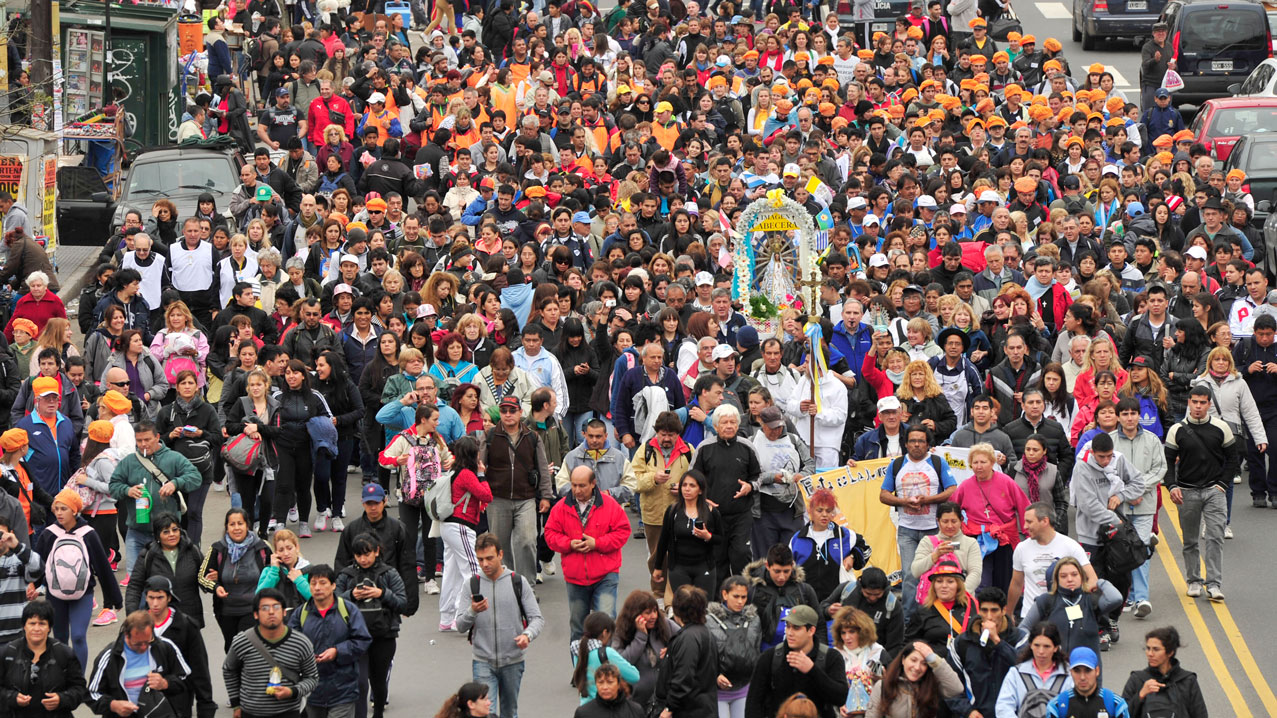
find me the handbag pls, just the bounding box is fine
[988,8,1022,41]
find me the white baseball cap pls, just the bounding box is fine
[367,92,386,104]
[711,345,738,361]
[848,196,867,210]
[1185,246,1208,261]
[340,253,360,265]
[695,271,714,286]
[978,190,1002,203]
[1102,164,1120,177]
[950,203,967,214]
[917,195,937,209]
[783,163,801,177]
[877,396,902,412]
[868,253,889,268]
[864,214,881,226]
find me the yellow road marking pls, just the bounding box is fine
[1161,491,1277,715]
[1150,511,1251,716]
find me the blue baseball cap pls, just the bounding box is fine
[362,483,387,503]
[572,211,592,224]
[1126,202,1146,217]
[1069,646,1099,671]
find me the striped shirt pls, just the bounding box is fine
[222,627,318,715]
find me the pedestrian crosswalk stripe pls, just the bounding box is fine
[1038,2,1072,18]
[1106,66,1133,90]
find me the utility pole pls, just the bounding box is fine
[29,0,53,126]
[103,0,110,108]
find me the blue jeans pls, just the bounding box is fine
[125,527,153,576]
[51,594,94,672]
[472,660,525,718]
[897,526,937,622]
[1129,514,1155,603]
[566,412,592,446]
[566,571,619,643]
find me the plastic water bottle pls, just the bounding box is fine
[979,629,989,647]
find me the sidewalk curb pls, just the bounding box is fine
[58,263,97,318]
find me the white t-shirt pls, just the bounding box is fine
[808,527,834,548]
[885,456,942,531]
[885,432,902,458]
[1012,532,1091,616]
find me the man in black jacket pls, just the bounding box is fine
[357,139,421,200]
[333,483,419,616]
[1003,388,1075,493]
[212,282,277,344]
[819,567,903,661]
[88,611,190,718]
[747,545,822,652]
[745,605,848,718]
[1164,385,1242,602]
[250,148,302,215]
[143,577,215,718]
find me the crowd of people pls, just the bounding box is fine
[0,0,1257,713]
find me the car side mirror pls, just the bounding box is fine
[90,191,110,203]
[1259,200,1272,213]
[1229,83,1242,95]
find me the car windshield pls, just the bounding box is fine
[1182,12,1266,52]
[1243,141,1277,172]
[1207,108,1277,137]
[126,157,237,198]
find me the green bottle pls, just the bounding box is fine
[136,484,152,525]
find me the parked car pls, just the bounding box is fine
[1158,0,1273,107]
[1226,133,1277,226]
[106,145,244,233]
[1188,96,1277,160]
[1229,58,1277,96]
[56,166,113,246]
[1074,0,1168,51]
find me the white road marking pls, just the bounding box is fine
[1106,66,1133,89]
[1038,2,1072,19]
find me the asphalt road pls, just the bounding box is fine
[55,7,1277,717]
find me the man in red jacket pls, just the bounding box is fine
[543,465,631,642]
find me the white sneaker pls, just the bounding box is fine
[1134,601,1152,618]
[1225,524,1234,539]
[211,480,226,492]
[544,559,557,576]
[423,579,440,595]
[1208,586,1226,602]
[1187,582,1203,598]
[314,510,329,533]
[288,506,299,523]
[298,522,312,538]
[332,516,345,532]
[267,519,279,534]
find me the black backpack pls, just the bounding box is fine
[1100,515,1150,576]
[467,572,528,643]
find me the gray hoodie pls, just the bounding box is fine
[949,422,1019,469]
[1109,428,1167,516]
[455,568,544,668]
[1070,448,1146,545]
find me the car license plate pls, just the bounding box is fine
[1128,1,1147,9]
[1213,60,1234,71]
